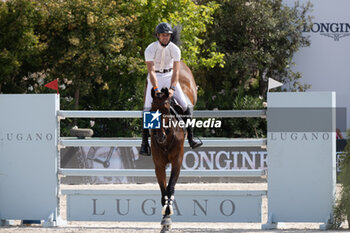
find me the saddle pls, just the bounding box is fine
[169,97,184,119]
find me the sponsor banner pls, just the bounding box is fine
[303,22,350,42]
[61,138,346,184]
[60,139,347,184]
[63,189,265,222]
[286,0,350,130]
[61,146,267,184]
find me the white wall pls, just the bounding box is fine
[285,0,350,132]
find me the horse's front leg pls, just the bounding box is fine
[159,156,181,232]
[163,150,182,217]
[154,165,167,206]
[154,164,172,232]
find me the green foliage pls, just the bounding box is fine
[195,87,266,137]
[197,0,312,97]
[133,0,224,68]
[35,0,139,110]
[332,130,350,229]
[1,0,222,136]
[0,0,312,138]
[193,0,312,137]
[0,0,46,93]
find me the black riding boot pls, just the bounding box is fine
[139,128,151,156]
[183,107,203,149]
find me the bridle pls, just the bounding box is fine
[151,99,170,106]
[152,98,183,122]
[151,99,175,149]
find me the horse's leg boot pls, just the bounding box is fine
[183,107,203,149]
[139,128,151,156]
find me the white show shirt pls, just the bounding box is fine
[144,41,181,72]
[143,41,189,110]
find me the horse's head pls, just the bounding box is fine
[151,88,171,144]
[151,87,170,108]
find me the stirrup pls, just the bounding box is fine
[139,143,151,156]
[189,137,203,149]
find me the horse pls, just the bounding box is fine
[147,61,198,231]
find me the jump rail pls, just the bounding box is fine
[58,110,267,148]
[58,110,267,179]
[59,168,266,177]
[59,138,267,147]
[58,109,266,118]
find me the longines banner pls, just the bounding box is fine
[60,143,346,184]
[61,146,267,184]
[286,0,350,130]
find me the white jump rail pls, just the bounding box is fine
[59,168,266,177]
[58,109,266,118]
[59,137,267,147]
[58,110,267,147]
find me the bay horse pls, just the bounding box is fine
[146,61,198,231]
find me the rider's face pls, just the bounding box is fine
[158,33,171,45]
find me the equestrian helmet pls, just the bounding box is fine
[155,22,173,34]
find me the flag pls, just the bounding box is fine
[268,78,283,91]
[44,79,59,94]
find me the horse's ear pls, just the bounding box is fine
[151,88,155,98]
[162,88,169,98]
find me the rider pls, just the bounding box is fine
[139,22,203,156]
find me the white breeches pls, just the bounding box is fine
[144,72,189,111]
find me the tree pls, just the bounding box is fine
[132,0,224,69]
[35,0,223,136]
[35,0,138,111]
[194,0,312,137]
[0,0,312,138]
[0,0,46,93]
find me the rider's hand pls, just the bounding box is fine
[155,89,161,97]
[168,88,174,97]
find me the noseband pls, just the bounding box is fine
[152,99,170,106]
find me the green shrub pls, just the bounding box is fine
[332,130,350,229]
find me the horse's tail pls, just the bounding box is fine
[171,25,182,46]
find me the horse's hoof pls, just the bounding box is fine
[161,218,172,232]
[161,224,172,232]
[161,216,172,226]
